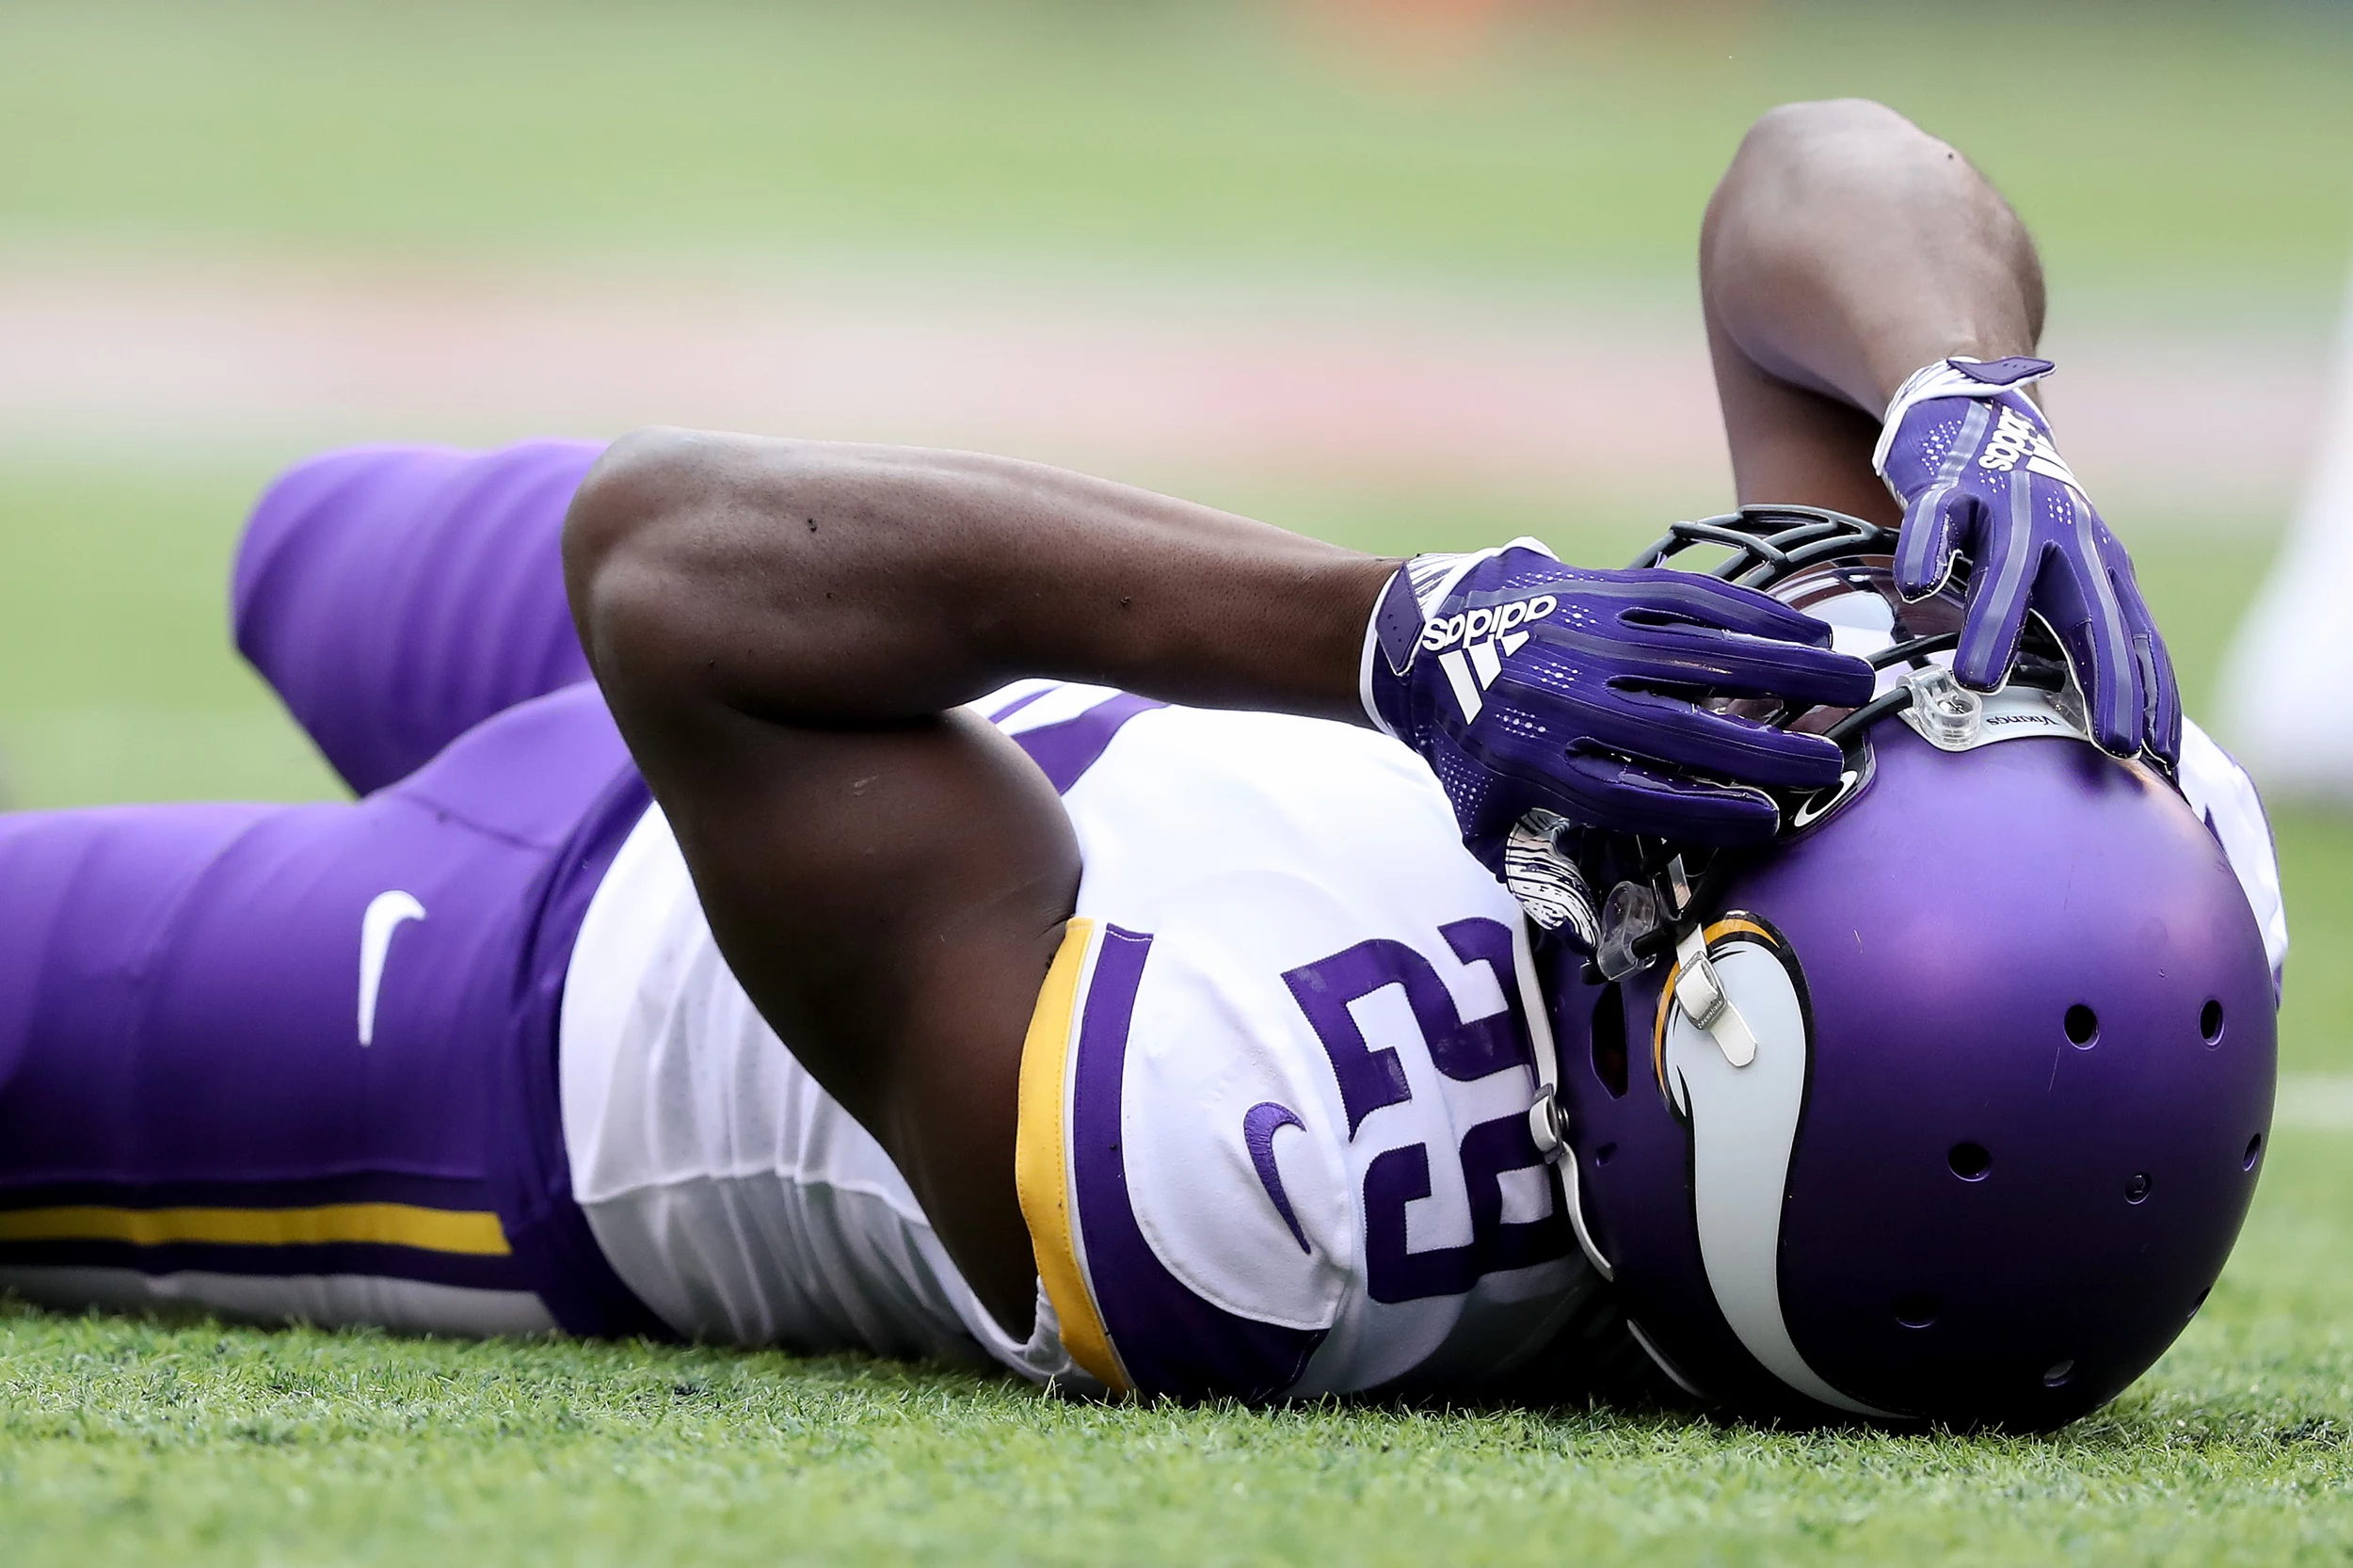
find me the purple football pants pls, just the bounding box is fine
[0,441,668,1338]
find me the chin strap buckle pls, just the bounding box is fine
[1674,922,1757,1068]
[1509,912,1572,1166]
[1528,1094,1568,1159]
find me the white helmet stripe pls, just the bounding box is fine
[1664,937,1897,1418]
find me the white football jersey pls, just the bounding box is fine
[560,681,1598,1399]
[558,678,2282,1400]
[998,680,1597,1400]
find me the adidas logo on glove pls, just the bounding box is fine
[1425,593,1562,721]
[1975,405,2080,490]
[1417,593,1559,655]
[1361,534,1876,873]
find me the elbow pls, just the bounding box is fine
[1736,99,1925,167]
[1710,100,1944,227]
[561,424,725,692]
[564,427,852,716]
[563,427,697,609]
[1705,98,1977,280]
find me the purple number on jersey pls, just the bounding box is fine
[1281,919,1529,1135]
[1282,920,1572,1304]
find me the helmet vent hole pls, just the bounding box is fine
[2125,1173,2153,1205]
[2064,1004,2100,1048]
[2190,1287,2212,1319]
[1590,983,1628,1099]
[1594,1142,1618,1167]
[2041,1359,2074,1389]
[2244,1134,2263,1172]
[1893,1293,1938,1329]
[2201,999,2225,1046]
[1947,1143,1992,1181]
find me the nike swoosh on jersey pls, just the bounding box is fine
[358,889,426,1047]
[1242,1101,1311,1253]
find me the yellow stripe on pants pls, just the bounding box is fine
[0,1203,512,1256]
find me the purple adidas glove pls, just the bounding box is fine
[1361,540,1875,871]
[1875,355,2180,766]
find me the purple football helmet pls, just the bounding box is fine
[1525,505,2277,1429]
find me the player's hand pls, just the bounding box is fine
[1362,540,1875,872]
[1875,355,2181,766]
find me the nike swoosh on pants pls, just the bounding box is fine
[358,889,427,1047]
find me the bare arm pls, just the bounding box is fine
[1702,98,2046,515]
[1704,99,2176,762]
[568,432,1391,727]
[564,432,1393,1331]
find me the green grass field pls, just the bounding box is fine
[5,3,2353,1563]
[3,0,2349,295]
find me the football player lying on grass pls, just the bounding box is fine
[0,100,2283,1428]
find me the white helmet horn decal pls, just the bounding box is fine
[1658,920,1897,1418]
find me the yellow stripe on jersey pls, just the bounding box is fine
[0,1203,512,1256]
[1014,917,1130,1394]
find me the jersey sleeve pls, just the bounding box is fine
[1015,917,1340,1400]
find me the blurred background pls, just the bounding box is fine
[0,0,2348,1043]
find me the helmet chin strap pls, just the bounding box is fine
[1513,912,1615,1281]
[1517,910,1570,1163]
[1673,922,1758,1068]
[1657,851,1760,1066]
[1527,844,1761,1166]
